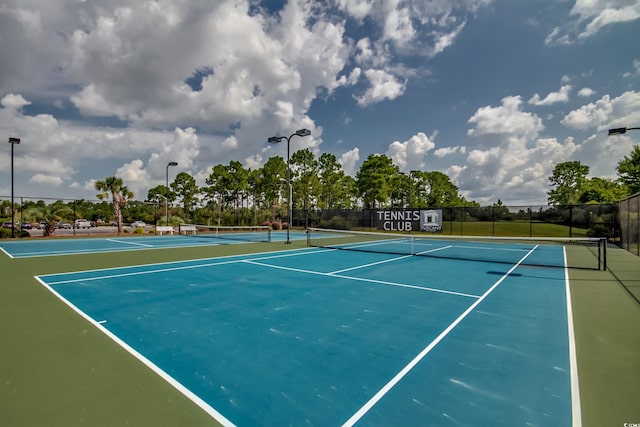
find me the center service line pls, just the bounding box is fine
[106,238,154,247]
[341,245,539,427]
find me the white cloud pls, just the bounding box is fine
[355,69,406,106]
[335,0,375,20]
[456,97,585,204]
[454,88,637,204]
[577,87,596,97]
[339,148,360,176]
[546,0,640,44]
[624,58,640,77]
[430,22,466,56]
[576,3,640,40]
[434,146,466,158]
[70,84,130,118]
[1,93,31,109]
[467,96,544,138]
[337,0,486,56]
[30,173,63,186]
[382,1,416,49]
[114,159,151,199]
[386,132,435,170]
[222,135,239,150]
[528,85,572,106]
[244,154,262,170]
[59,0,353,132]
[0,0,630,207]
[545,27,571,46]
[454,136,578,205]
[561,90,640,131]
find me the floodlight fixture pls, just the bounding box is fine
[608,127,640,136]
[266,129,312,244]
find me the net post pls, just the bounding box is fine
[306,228,311,246]
[267,228,272,243]
[602,238,607,271]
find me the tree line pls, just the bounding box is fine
[144,150,476,228]
[547,145,640,205]
[2,145,639,236]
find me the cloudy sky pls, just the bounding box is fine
[1,0,639,206]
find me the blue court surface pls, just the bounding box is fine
[0,231,304,258]
[36,245,579,426]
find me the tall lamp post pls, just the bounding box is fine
[8,137,21,238]
[166,161,178,226]
[268,128,311,244]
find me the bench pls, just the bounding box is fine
[179,224,197,235]
[155,226,174,235]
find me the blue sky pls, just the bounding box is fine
[1,0,639,205]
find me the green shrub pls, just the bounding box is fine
[0,228,30,239]
[319,216,348,230]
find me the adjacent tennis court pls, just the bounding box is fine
[0,229,306,258]
[36,235,579,426]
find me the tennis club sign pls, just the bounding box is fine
[376,209,443,232]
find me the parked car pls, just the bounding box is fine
[74,219,91,229]
[57,222,71,229]
[21,223,32,230]
[1,222,13,228]
[130,221,146,228]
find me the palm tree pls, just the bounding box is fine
[23,203,74,236]
[95,176,134,233]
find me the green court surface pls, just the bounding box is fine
[0,238,639,426]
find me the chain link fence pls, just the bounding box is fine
[616,191,640,256]
[294,204,618,239]
[2,194,638,257]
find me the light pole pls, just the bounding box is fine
[166,161,178,226]
[268,128,311,244]
[8,137,20,238]
[608,127,640,135]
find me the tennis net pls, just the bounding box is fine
[179,224,272,243]
[306,227,606,270]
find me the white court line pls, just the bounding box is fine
[331,238,409,251]
[416,245,453,255]
[0,246,14,259]
[4,236,243,258]
[329,244,453,275]
[45,258,245,285]
[330,273,480,299]
[106,238,154,247]
[44,247,333,285]
[34,276,236,427]
[329,254,413,274]
[341,245,540,427]
[563,247,582,427]
[243,260,480,299]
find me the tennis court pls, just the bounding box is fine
[35,234,579,426]
[0,229,306,258]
